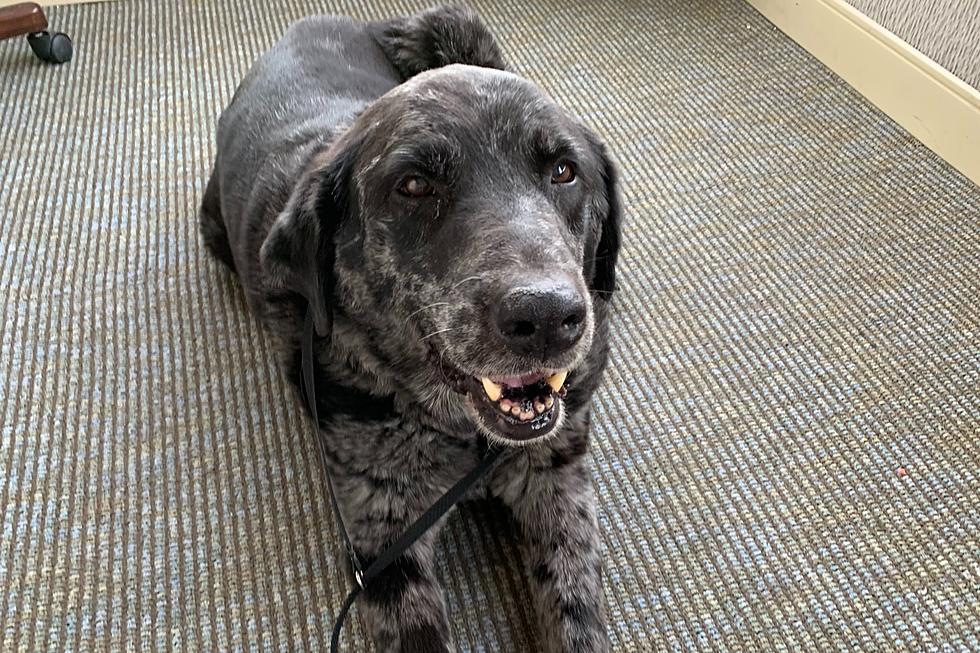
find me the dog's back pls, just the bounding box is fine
[199,7,506,298]
[199,15,399,285]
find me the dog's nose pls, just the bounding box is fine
[493,278,587,359]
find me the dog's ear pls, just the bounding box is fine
[372,4,507,80]
[260,137,358,337]
[586,138,623,296]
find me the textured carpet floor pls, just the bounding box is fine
[2,0,979,651]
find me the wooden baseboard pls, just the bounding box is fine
[746,0,980,187]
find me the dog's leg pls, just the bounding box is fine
[353,530,451,653]
[332,461,455,653]
[198,159,237,272]
[494,432,611,653]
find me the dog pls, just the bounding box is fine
[200,5,621,652]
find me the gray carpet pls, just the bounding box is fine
[1,0,979,651]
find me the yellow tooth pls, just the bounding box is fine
[546,370,568,392]
[481,377,502,401]
[545,396,554,408]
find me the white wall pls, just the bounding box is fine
[846,0,980,89]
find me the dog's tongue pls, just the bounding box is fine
[494,372,546,388]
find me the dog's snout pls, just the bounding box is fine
[493,278,587,359]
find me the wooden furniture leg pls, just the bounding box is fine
[0,2,73,63]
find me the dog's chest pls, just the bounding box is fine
[322,412,488,493]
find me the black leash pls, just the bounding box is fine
[300,308,501,653]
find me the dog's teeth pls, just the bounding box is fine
[534,401,545,414]
[481,377,502,402]
[499,399,512,412]
[510,405,522,417]
[545,396,554,408]
[520,410,533,421]
[546,370,568,392]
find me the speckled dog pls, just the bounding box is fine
[200,5,621,652]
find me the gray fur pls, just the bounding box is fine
[200,6,620,652]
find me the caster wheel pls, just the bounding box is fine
[27,31,73,64]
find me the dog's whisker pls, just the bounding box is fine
[407,301,450,320]
[420,327,457,341]
[434,346,450,383]
[588,287,616,296]
[449,275,483,290]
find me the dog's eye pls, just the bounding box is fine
[551,161,576,184]
[397,175,435,198]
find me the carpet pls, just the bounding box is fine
[1,0,978,651]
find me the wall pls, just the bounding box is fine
[846,0,980,89]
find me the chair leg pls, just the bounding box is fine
[0,2,72,64]
[0,2,47,40]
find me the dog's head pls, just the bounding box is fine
[262,65,621,445]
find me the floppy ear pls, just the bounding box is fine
[588,141,623,296]
[260,139,356,338]
[372,4,508,80]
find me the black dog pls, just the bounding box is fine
[200,5,621,651]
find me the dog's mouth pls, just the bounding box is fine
[465,370,568,442]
